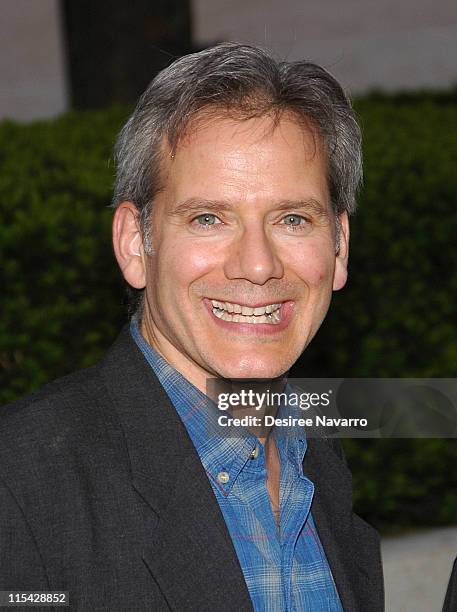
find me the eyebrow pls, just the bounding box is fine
[169,198,234,216]
[273,199,330,218]
[169,197,331,218]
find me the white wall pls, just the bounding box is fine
[1,1,455,121]
[0,0,68,121]
[192,0,457,94]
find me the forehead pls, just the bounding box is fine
[174,109,324,159]
[158,112,330,206]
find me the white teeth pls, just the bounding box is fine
[241,306,254,315]
[210,300,283,325]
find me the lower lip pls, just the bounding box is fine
[203,299,295,335]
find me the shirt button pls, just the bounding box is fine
[250,446,259,459]
[217,471,230,484]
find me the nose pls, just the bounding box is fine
[223,222,284,285]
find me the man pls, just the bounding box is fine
[0,44,384,610]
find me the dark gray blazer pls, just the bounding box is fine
[443,557,457,611]
[0,327,384,611]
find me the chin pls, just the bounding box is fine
[215,355,292,381]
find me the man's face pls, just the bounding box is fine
[140,113,348,391]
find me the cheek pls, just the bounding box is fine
[289,243,335,287]
[157,238,221,294]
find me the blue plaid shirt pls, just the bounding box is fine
[131,318,343,611]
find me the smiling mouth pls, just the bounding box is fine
[210,299,282,324]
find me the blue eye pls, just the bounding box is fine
[195,213,220,225]
[282,214,306,226]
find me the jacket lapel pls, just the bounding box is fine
[140,452,253,611]
[304,438,384,612]
[99,327,253,611]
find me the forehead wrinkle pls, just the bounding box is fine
[173,108,319,157]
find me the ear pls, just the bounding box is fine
[333,211,350,291]
[112,202,146,289]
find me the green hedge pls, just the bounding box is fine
[1,91,456,532]
[343,438,457,532]
[0,106,130,401]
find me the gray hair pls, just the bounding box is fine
[112,43,362,311]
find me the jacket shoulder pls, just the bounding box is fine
[0,364,104,434]
[0,362,121,482]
